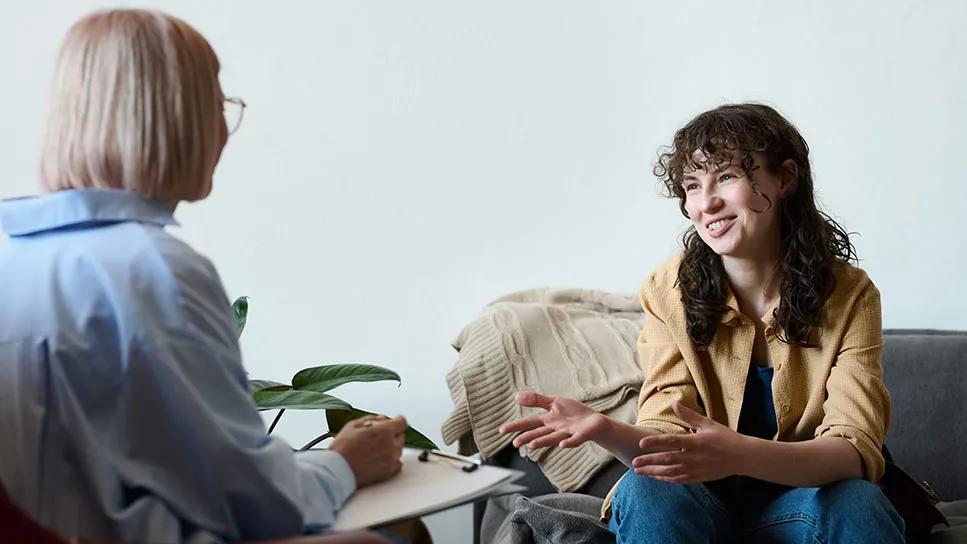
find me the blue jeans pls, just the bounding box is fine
[608,470,904,543]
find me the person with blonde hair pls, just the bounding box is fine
[0,9,406,543]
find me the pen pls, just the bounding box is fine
[418,449,481,472]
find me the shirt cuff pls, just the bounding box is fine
[636,419,690,435]
[816,424,885,482]
[296,449,357,510]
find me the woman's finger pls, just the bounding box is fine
[526,430,571,449]
[353,415,384,428]
[516,391,556,410]
[632,450,685,468]
[387,415,408,431]
[644,473,693,484]
[558,432,589,448]
[634,463,688,478]
[639,433,690,451]
[671,400,711,430]
[499,416,544,434]
[512,426,555,448]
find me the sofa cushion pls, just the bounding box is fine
[881,330,967,501]
[935,501,967,543]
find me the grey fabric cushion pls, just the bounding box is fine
[881,330,967,501]
[481,493,612,544]
[473,450,627,543]
[934,501,967,543]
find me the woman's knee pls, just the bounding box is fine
[819,479,891,511]
[610,471,734,542]
[612,470,710,517]
[815,479,904,539]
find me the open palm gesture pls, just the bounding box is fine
[498,391,605,450]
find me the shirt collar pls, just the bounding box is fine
[720,284,781,328]
[0,188,178,236]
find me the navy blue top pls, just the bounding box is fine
[737,363,778,440]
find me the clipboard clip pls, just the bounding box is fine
[418,449,481,472]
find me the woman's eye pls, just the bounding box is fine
[685,183,700,192]
[720,174,734,182]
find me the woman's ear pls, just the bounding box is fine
[779,159,799,198]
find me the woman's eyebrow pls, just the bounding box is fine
[709,160,745,175]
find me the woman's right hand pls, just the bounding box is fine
[330,415,407,487]
[498,391,608,450]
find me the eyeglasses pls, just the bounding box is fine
[223,96,247,135]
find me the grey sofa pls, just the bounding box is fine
[475,329,967,543]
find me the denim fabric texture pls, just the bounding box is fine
[608,470,904,543]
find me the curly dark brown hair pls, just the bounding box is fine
[654,103,857,349]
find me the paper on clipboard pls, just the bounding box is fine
[332,448,523,531]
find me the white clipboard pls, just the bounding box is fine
[332,448,524,531]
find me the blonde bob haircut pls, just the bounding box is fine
[40,9,222,202]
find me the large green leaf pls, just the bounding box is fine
[292,364,401,393]
[253,389,352,411]
[326,408,438,450]
[402,426,440,450]
[325,408,370,433]
[250,379,289,393]
[233,297,249,338]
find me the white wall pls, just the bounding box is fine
[3,1,965,541]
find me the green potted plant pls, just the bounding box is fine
[233,297,437,450]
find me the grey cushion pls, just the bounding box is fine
[481,493,613,544]
[881,330,967,501]
[933,501,967,543]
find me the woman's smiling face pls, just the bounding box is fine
[682,151,796,260]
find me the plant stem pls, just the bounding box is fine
[267,409,285,435]
[300,432,333,451]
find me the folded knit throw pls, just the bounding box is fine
[442,288,644,492]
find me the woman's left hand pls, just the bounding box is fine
[632,400,750,484]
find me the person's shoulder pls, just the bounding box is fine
[639,253,682,299]
[829,261,878,300]
[133,227,230,312]
[130,227,236,343]
[135,226,220,290]
[44,219,217,291]
[637,253,685,320]
[824,261,880,326]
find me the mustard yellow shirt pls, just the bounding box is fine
[603,253,890,516]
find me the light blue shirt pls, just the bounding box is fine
[0,189,356,543]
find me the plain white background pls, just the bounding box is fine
[3,2,966,541]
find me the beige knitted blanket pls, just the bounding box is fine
[441,288,644,492]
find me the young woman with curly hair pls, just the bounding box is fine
[500,103,904,543]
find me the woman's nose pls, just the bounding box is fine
[699,190,723,214]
